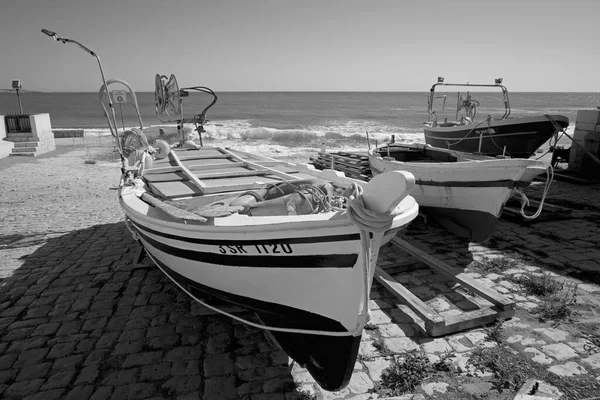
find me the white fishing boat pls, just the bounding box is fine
[41,30,419,391]
[369,143,551,241]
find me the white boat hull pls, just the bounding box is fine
[369,144,547,240]
[119,148,419,390]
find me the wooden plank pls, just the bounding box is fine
[169,151,207,194]
[390,237,514,311]
[140,193,207,223]
[195,169,269,180]
[145,165,181,174]
[374,266,446,333]
[176,153,232,161]
[144,171,188,183]
[148,181,198,199]
[221,148,300,181]
[429,307,513,337]
[185,161,247,172]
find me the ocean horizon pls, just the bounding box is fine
[1,91,598,152]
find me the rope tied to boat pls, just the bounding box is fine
[343,182,405,331]
[444,115,493,149]
[515,164,554,220]
[544,114,600,166]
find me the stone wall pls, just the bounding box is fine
[53,129,84,138]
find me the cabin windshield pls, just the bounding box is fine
[426,81,511,126]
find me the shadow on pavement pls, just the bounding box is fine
[0,222,297,400]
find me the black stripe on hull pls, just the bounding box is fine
[424,118,567,158]
[137,229,359,269]
[416,179,528,189]
[130,219,361,245]
[420,205,498,241]
[370,166,531,189]
[148,254,360,391]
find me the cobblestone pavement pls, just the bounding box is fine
[1,148,599,399]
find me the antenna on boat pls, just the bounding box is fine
[154,73,218,147]
[40,29,124,158]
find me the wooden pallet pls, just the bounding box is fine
[375,237,515,337]
[310,151,372,181]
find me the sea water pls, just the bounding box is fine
[1,91,598,152]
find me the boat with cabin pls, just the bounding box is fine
[423,77,569,158]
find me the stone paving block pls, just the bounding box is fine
[48,341,77,358]
[112,383,157,400]
[162,375,203,395]
[74,365,100,385]
[548,361,588,377]
[123,351,164,368]
[524,347,554,365]
[165,346,203,361]
[140,362,171,381]
[203,375,236,399]
[4,378,45,398]
[206,332,231,354]
[541,343,578,361]
[13,347,49,368]
[383,337,419,354]
[41,368,77,390]
[581,353,600,370]
[101,368,138,386]
[236,354,271,370]
[237,380,264,396]
[16,362,52,381]
[148,334,179,349]
[22,388,65,400]
[204,353,235,377]
[89,386,113,400]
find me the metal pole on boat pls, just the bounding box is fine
[41,29,122,155]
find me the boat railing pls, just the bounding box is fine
[427,78,511,125]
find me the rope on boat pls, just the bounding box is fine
[443,115,514,156]
[515,164,554,220]
[139,181,400,337]
[544,114,600,166]
[344,182,406,332]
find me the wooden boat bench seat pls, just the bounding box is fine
[143,146,318,200]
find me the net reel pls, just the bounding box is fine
[154,73,218,147]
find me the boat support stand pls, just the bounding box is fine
[375,237,515,337]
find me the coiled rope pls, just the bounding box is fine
[515,164,554,220]
[343,182,407,332]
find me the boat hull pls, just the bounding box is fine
[423,115,569,158]
[121,191,418,390]
[369,146,547,241]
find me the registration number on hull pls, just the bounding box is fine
[218,244,294,254]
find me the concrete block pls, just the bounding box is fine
[574,122,600,132]
[0,115,5,140]
[568,128,588,169]
[575,109,600,125]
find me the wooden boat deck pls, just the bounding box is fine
[144,146,313,199]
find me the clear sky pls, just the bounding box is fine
[1,0,599,92]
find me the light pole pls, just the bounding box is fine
[41,29,122,156]
[12,80,23,114]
